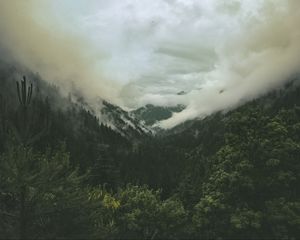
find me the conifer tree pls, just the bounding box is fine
[0,76,91,239]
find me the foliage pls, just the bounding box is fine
[0,143,92,239]
[113,185,187,239]
[0,64,300,239]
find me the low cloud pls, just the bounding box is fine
[158,0,300,128]
[1,0,300,128]
[0,0,120,104]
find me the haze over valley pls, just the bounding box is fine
[0,1,300,239]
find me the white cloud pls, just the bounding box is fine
[1,0,300,128]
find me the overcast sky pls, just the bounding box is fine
[1,0,300,127]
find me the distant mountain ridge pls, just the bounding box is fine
[100,100,154,138]
[130,104,185,126]
[99,102,186,136]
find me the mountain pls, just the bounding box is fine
[160,77,300,147]
[130,104,185,126]
[120,78,300,239]
[0,61,183,139]
[99,103,186,137]
[100,100,153,138]
[1,60,300,239]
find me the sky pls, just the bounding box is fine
[1,0,300,128]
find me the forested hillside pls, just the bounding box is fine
[1,63,300,239]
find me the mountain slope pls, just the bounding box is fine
[101,100,153,138]
[131,104,185,126]
[120,78,300,239]
[1,59,300,239]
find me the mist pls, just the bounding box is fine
[1,0,300,128]
[0,0,120,105]
[158,0,300,128]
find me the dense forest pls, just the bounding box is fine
[1,62,300,239]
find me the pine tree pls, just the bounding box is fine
[0,77,91,239]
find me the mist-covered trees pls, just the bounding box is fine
[0,65,300,239]
[0,76,93,239]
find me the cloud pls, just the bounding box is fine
[1,0,300,128]
[84,0,296,111]
[157,0,300,128]
[0,0,120,104]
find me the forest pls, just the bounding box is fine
[1,63,300,239]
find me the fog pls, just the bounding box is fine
[0,0,120,104]
[159,0,300,128]
[1,0,300,128]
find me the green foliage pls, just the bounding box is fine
[87,186,120,238]
[265,198,300,239]
[0,144,92,239]
[1,65,300,239]
[85,185,187,239]
[113,185,187,239]
[115,185,161,239]
[189,104,300,239]
[192,191,229,239]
